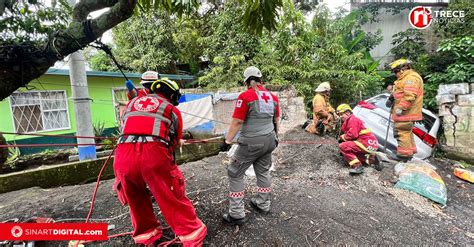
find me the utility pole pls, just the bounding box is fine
[68,0,97,161]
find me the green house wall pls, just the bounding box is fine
[0,69,194,154]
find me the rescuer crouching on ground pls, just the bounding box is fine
[337,104,382,175]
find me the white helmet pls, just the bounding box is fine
[243,66,262,82]
[140,71,160,85]
[314,82,331,92]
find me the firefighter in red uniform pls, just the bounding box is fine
[337,104,381,175]
[113,78,207,246]
[125,71,160,100]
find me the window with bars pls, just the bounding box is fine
[10,91,70,133]
[112,88,128,126]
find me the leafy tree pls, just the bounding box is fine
[435,0,474,39]
[0,0,71,43]
[390,29,427,61]
[84,49,118,71]
[0,0,283,100]
[112,10,179,73]
[424,37,474,110]
[200,3,384,111]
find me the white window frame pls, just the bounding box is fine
[112,87,145,124]
[112,87,128,124]
[9,90,71,133]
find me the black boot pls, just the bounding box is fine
[349,165,364,175]
[369,155,383,171]
[250,198,270,214]
[390,153,412,162]
[222,213,247,225]
[317,121,325,136]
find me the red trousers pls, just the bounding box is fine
[113,142,207,245]
[339,141,373,167]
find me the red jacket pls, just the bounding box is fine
[122,94,182,147]
[341,114,378,153]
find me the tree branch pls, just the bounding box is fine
[73,0,119,21]
[0,0,137,100]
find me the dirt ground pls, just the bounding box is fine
[0,127,473,246]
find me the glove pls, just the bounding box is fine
[125,80,136,91]
[385,95,394,108]
[338,135,344,143]
[395,107,403,116]
[220,140,232,152]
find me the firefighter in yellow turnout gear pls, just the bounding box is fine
[305,82,337,135]
[387,59,424,161]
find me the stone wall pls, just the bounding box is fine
[436,83,474,162]
[213,85,307,135]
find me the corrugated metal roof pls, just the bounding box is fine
[46,69,195,80]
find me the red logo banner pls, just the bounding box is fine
[0,223,108,241]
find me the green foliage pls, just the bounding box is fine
[202,2,261,63]
[200,3,384,109]
[0,134,7,166]
[421,37,474,111]
[240,0,284,34]
[136,0,283,34]
[114,11,179,73]
[0,0,71,43]
[390,29,427,61]
[84,49,117,72]
[93,121,106,138]
[435,0,474,39]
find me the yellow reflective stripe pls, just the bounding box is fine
[359,129,371,135]
[354,141,375,154]
[399,100,411,108]
[133,228,161,241]
[179,222,206,242]
[392,114,422,121]
[394,92,404,99]
[349,159,360,165]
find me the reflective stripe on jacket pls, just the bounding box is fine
[341,115,378,153]
[392,70,424,122]
[122,94,181,147]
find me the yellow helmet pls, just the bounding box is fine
[150,78,182,106]
[150,78,180,93]
[336,104,352,114]
[389,58,411,70]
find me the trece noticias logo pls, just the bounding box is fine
[409,6,432,29]
[409,6,466,30]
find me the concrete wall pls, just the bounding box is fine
[359,8,442,67]
[436,83,474,162]
[0,135,222,193]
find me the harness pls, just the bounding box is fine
[118,135,170,145]
[120,95,179,147]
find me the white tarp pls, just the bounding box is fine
[177,95,214,130]
[212,93,240,104]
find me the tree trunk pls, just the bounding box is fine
[0,0,137,100]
